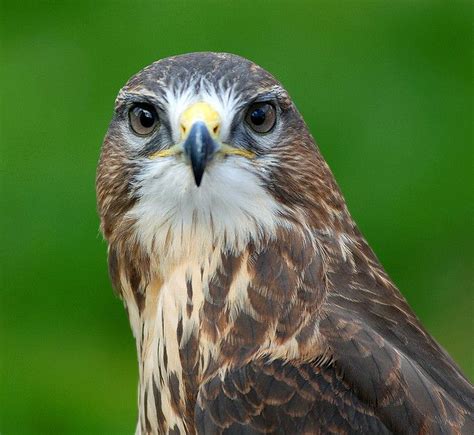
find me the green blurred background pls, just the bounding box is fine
[1,0,472,433]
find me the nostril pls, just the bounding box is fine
[213,126,219,135]
[181,125,187,135]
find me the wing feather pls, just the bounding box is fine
[195,359,392,434]
[194,232,473,434]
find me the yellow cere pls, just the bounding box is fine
[150,102,256,160]
[180,102,221,139]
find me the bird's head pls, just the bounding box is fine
[97,53,350,263]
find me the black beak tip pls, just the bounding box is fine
[193,170,204,187]
[183,121,218,188]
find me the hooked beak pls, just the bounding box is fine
[183,121,219,186]
[180,102,221,187]
[150,101,255,186]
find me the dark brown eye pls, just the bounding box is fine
[245,102,276,133]
[129,104,159,136]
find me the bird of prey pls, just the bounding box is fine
[96,52,473,434]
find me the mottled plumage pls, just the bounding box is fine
[96,52,473,434]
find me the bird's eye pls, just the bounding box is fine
[245,102,276,133]
[129,104,159,136]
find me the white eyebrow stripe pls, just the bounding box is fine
[164,78,242,143]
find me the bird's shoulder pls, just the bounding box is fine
[311,229,473,432]
[197,228,474,433]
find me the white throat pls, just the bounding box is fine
[128,155,283,271]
